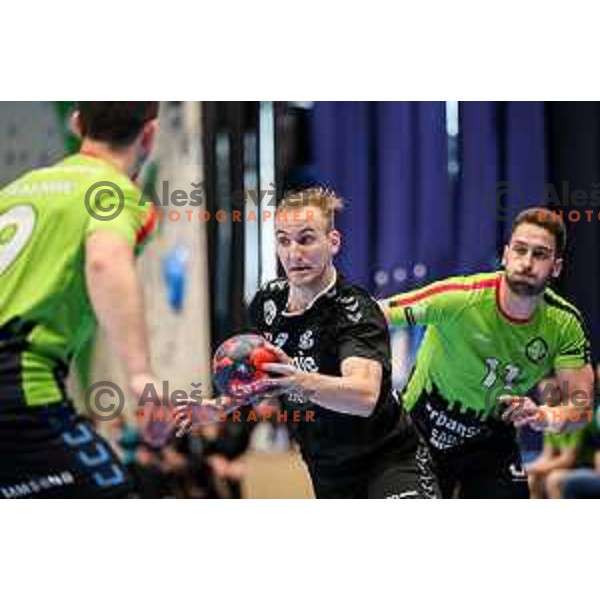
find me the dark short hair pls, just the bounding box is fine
[510,207,567,257]
[77,101,159,147]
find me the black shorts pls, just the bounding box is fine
[409,390,529,499]
[306,433,439,499]
[0,403,130,499]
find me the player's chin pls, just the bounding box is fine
[287,267,317,284]
[506,277,546,297]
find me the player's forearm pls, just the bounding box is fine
[86,249,151,379]
[297,371,378,417]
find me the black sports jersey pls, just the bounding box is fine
[248,273,410,469]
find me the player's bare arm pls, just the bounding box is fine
[85,230,153,388]
[261,346,382,417]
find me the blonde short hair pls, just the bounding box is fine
[277,186,344,231]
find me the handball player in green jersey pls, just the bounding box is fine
[382,208,594,498]
[0,102,179,498]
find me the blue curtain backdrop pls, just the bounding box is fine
[310,101,546,296]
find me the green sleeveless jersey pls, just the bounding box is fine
[387,272,591,417]
[0,154,157,413]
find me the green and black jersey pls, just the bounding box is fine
[387,272,591,417]
[0,154,156,417]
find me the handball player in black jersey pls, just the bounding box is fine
[245,188,437,499]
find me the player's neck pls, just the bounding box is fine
[287,265,336,313]
[499,275,540,320]
[79,140,136,177]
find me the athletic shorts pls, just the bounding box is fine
[0,403,130,499]
[409,391,529,499]
[306,434,439,499]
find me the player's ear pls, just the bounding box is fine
[552,257,563,278]
[69,110,83,139]
[329,229,341,256]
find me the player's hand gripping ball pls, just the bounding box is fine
[212,334,281,399]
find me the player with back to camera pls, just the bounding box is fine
[0,102,185,498]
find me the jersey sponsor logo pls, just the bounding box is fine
[423,401,484,451]
[274,332,289,348]
[291,355,318,372]
[526,337,549,363]
[298,330,314,350]
[263,300,277,325]
[0,471,75,499]
[4,180,75,197]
